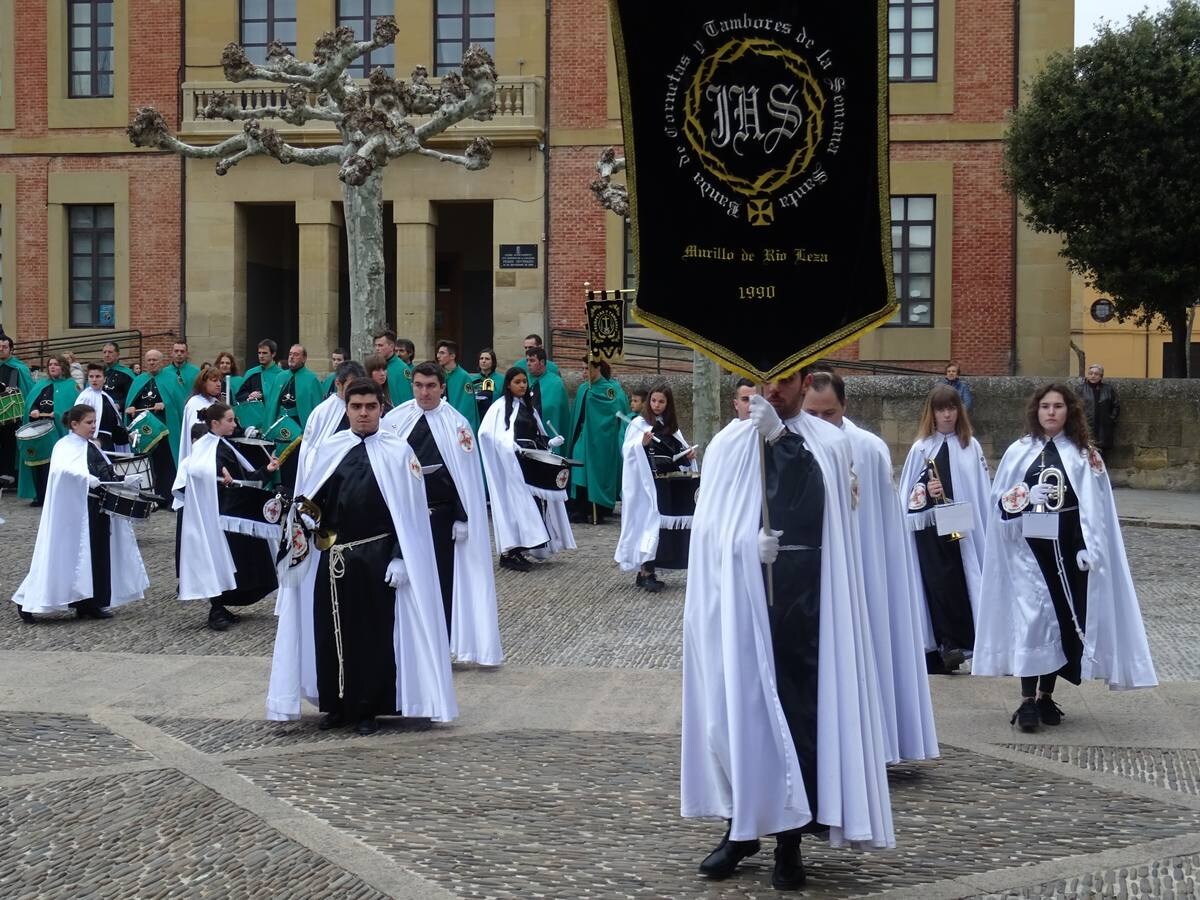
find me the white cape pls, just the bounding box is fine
[177,394,216,469]
[614,418,696,572]
[681,416,894,848]
[843,418,939,763]
[383,400,504,666]
[266,428,458,722]
[478,396,575,557]
[973,433,1157,690]
[898,433,991,642]
[74,386,130,452]
[297,394,346,484]
[11,433,148,613]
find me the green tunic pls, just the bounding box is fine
[386,355,413,406]
[270,365,324,428]
[566,375,629,509]
[4,355,35,489]
[322,372,338,396]
[442,364,481,431]
[515,357,561,377]
[103,362,138,410]
[155,362,201,463]
[17,375,78,499]
[528,370,571,441]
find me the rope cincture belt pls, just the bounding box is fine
[327,533,391,699]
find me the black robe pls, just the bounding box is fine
[103,366,134,411]
[0,361,20,481]
[764,430,825,827]
[407,415,468,635]
[78,444,117,611]
[909,441,975,653]
[646,418,692,569]
[312,441,404,718]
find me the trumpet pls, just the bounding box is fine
[926,455,965,542]
[1034,463,1065,513]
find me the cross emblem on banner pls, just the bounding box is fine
[748,199,775,226]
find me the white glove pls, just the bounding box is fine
[1076,549,1091,571]
[547,435,565,448]
[299,512,317,531]
[452,520,469,542]
[758,527,783,565]
[1027,483,1053,506]
[88,475,101,489]
[244,427,261,440]
[749,395,786,444]
[384,558,408,589]
[123,474,142,486]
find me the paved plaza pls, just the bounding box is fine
[1,489,1199,899]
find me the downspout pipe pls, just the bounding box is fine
[542,0,552,356]
[178,1,187,340]
[1009,0,1020,374]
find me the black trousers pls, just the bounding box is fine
[0,422,17,481]
[32,463,50,504]
[428,502,457,637]
[1021,674,1058,696]
[71,497,112,612]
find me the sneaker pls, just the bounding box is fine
[499,552,532,572]
[636,572,665,593]
[1011,698,1040,732]
[1036,695,1064,726]
[940,647,966,672]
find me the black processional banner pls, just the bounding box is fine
[611,1,897,379]
[586,288,627,363]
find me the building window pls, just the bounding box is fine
[889,196,935,327]
[888,0,937,82]
[338,1,396,78]
[435,0,495,76]
[68,0,114,98]
[68,205,116,329]
[240,0,297,66]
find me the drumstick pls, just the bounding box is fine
[614,411,664,444]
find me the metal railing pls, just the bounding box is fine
[550,328,940,377]
[11,329,179,372]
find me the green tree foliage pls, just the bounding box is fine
[1004,0,1200,376]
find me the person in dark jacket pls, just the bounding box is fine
[938,361,974,415]
[1082,364,1119,454]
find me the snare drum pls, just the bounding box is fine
[232,437,275,469]
[265,415,303,463]
[109,453,154,491]
[16,420,56,467]
[234,398,266,432]
[98,485,158,520]
[128,409,168,453]
[0,390,25,426]
[517,447,571,492]
[219,482,289,539]
[653,472,700,570]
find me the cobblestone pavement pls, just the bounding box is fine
[2,492,1200,898]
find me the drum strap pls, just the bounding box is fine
[779,544,821,552]
[327,532,391,699]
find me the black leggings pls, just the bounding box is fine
[1021,674,1058,697]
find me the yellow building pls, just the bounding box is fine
[1071,279,1200,378]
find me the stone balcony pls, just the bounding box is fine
[178,76,543,146]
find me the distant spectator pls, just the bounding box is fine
[1082,364,1119,455]
[64,351,85,390]
[939,361,974,415]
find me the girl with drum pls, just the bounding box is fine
[178,366,223,467]
[12,405,148,622]
[20,354,79,507]
[615,383,697,592]
[898,384,991,675]
[479,367,575,572]
[174,402,280,631]
[974,384,1155,731]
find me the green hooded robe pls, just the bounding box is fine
[386,355,414,406]
[156,361,201,462]
[17,374,78,499]
[528,369,571,441]
[443,364,481,431]
[566,375,629,509]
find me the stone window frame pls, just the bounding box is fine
[67,204,117,329]
[67,0,115,98]
[434,0,495,76]
[240,0,298,66]
[338,0,396,78]
[47,0,128,128]
[888,0,938,83]
[0,175,12,334]
[886,194,936,329]
[0,0,14,129]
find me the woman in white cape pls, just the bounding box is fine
[12,404,148,622]
[898,384,990,674]
[478,366,575,571]
[177,366,222,467]
[614,382,697,592]
[975,383,1156,731]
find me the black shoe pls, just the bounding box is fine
[499,552,532,572]
[1036,695,1064,726]
[1011,698,1040,732]
[354,717,379,736]
[207,606,232,632]
[925,650,948,675]
[16,605,35,624]
[940,647,966,672]
[698,836,760,880]
[636,572,665,593]
[318,711,346,731]
[29,500,43,508]
[772,838,806,890]
[75,606,113,620]
[224,609,242,624]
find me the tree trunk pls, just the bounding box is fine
[691,351,722,458]
[1166,308,1191,378]
[343,170,387,362]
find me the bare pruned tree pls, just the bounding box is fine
[128,18,498,360]
[590,147,629,217]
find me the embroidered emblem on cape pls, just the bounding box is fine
[605,387,616,400]
[409,456,423,479]
[287,520,310,567]
[1087,445,1106,474]
[262,495,283,524]
[1001,482,1030,514]
[405,368,413,380]
[908,482,928,511]
[555,468,570,490]
[464,381,475,395]
[457,426,474,453]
